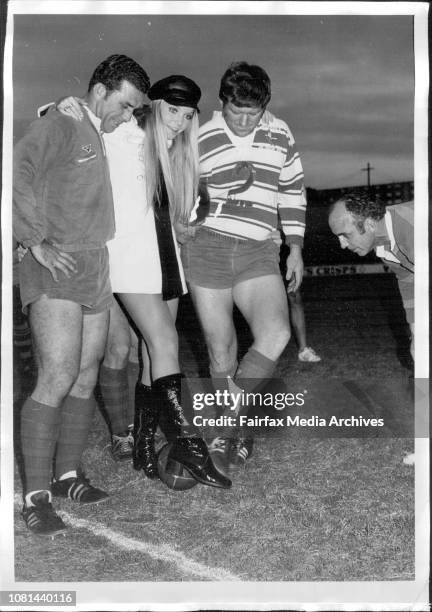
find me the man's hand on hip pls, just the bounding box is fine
[30,241,77,282]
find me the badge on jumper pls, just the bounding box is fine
[228,161,256,196]
[82,144,93,154]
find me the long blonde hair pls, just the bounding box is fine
[141,100,200,223]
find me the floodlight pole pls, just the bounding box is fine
[361,162,374,188]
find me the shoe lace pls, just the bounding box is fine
[112,434,131,454]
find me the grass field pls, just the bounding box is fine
[13,274,415,584]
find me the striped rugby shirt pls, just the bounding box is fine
[198,111,306,244]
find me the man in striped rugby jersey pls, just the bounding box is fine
[181,61,307,473]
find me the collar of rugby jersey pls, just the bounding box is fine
[213,109,270,134]
[373,214,391,251]
[82,104,102,132]
[374,211,401,263]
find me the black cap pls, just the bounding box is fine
[147,75,201,112]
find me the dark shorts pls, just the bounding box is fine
[181,227,281,289]
[19,246,113,315]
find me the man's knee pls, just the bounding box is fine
[270,323,291,351]
[104,337,130,368]
[205,335,237,371]
[71,360,101,397]
[36,360,79,399]
[255,322,291,358]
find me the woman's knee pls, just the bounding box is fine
[146,326,178,359]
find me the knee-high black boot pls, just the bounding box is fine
[153,374,232,489]
[132,382,159,479]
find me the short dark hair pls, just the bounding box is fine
[88,54,150,95]
[332,191,386,229]
[219,61,271,108]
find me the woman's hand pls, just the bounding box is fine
[16,244,28,262]
[174,221,197,245]
[56,96,84,121]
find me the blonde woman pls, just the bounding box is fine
[58,76,230,490]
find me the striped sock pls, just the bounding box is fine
[54,395,96,479]
[99,364,130,435]
[21,397,61,494]
[234,349,277,424]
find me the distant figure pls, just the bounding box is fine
[328,193,414,360]
[287,289,321,362]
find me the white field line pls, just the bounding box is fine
[61,513,241,581]
[14,495,240,581]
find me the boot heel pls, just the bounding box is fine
[153,374,232,489]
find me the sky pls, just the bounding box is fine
[9,5,418,190]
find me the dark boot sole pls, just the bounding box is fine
[167,457,231,489]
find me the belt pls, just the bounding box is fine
[198,226,265,246]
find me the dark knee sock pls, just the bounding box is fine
[99,364,129,435]
[234,349,277,429]
[21,397,61,494]
[127,360,140,427]
[235,348,276,394]
[54,395,96,479]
